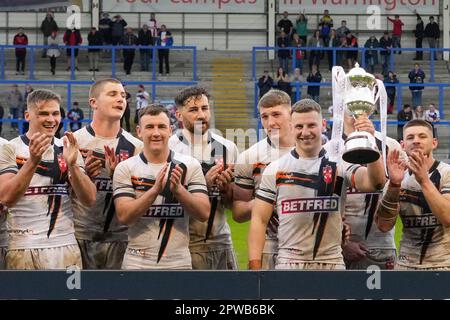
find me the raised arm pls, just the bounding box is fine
[0,133,52,207]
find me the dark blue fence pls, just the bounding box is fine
[0,44,197,81]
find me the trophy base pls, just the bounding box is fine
[343,132,380,164]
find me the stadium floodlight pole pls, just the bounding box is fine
[92,0,100,29]
[444,0,449,61]
[268,0,275,60]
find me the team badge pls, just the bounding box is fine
[57,154,68,173]
[119,149,130,162]
[322,165,333,185]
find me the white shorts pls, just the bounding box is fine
[77,239,127,269]
[6,245,82,270]
[190,248,238,270]
[262,238,277,270]
[121,247,192,270]
[345,248,396,270]
[275,258,346,270]
[0,247,7,270]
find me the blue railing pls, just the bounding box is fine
[0,44,197,81]
[252,46,448,81]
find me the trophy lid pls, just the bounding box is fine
[347,63,376,87]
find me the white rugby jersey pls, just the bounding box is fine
[0,137,8,248]
[397,160,450,269]
[0,135,84,250]
[169,129,238,252]
[234,137,293,241]
[73,125,143,242]
[324,132,402,250]
[257,148,356,265]
[113,151,208,268]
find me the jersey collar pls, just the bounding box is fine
[86,124,123,138]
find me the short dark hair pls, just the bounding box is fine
[291,98,322,115]
[138,104,170,123]
[258,89,291,112]
[403,119,433,135]
[175,86,210,108]
[403,104,411,109]
[395,15,399,18]
[89,78,122,98]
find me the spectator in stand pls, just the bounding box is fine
[413,105,426,120]
[156,24,173,75]
[13,27,28,75]
[275,67,291,97]
[0,103,4,136]
[408,63,426,108]
[87,27,103,72]
[277,31,290,74]
[138,24,153,72]
[278,11,294,38]
[425,103,440,123]
[63,27,82,71]
[295,12,308,44]
[397,104,413,142]
[40,11,58,58]
[111,15,127,46]
[307,30,323,70]
[384,71,398,114]
[257,70,274,99]
[121,27,138,75]
[387,15,404,54]
[425,102,440,138]
[67,101,84,132]
[99,12,112,48]
[290,67,303,102]
[55,105,66,138]
[364,35,379,74]
[414,10,424,60]
[291,33,305,74]
[379,32,392,76]
[121,85,132,132]
[22,84,34,132]
[6,84,23,130]
[318,9,333,46]
[135,84,150,124]
[335,20,350,41]
[344,31,358,70]
[307,64,322,103]
[327,29,340,71]
[46,30,60,75]
[147,13,159,38]
[424,16,440,60]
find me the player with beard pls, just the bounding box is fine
[376,119,450,269]
[233,89,295,269]
[0,89,96,269]
[169,86,239,269]
[72,79,143,269]
[248,99,386,270]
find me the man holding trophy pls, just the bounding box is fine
[325,63,405,270]
[248,86,386,269]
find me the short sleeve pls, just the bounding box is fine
[0,143,18,175]
[186,160,208,195]
[234,152,255,190]
[255,161,277,204]
[442,168,450,195]
[113,161,136,200]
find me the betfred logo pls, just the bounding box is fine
[281,197,339,214]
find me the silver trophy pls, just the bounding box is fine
[341,63,380,164]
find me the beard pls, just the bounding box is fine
[186,120,209,135]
